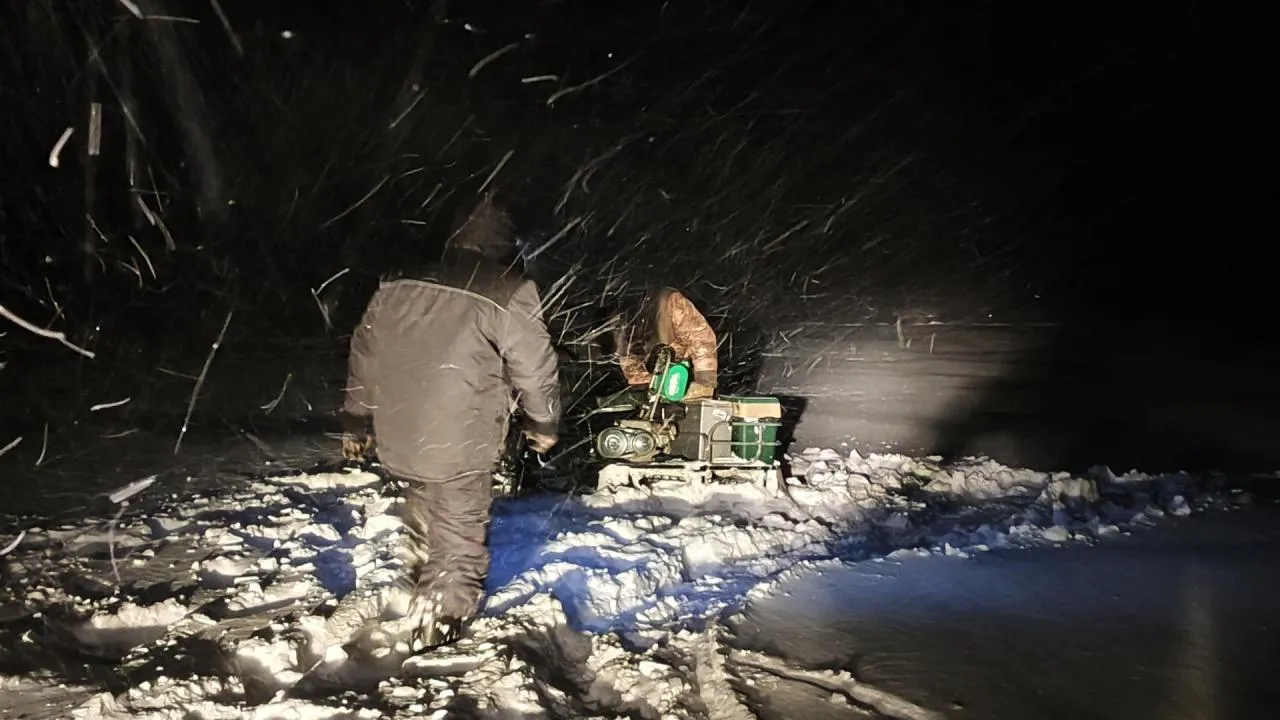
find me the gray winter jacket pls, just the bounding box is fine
[343,248,561,481]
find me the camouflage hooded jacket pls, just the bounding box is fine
[617,287,718,397]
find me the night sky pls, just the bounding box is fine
[0,0,1273,444]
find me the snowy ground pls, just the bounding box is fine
[0,444,1265,719]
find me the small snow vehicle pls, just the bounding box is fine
[587,345,785,492]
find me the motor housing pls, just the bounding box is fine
[595,419,674,463]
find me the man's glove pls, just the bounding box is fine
[341,413,375,462]
[523,430,558,455]
[342,434,372,462]
[684,380,716,401]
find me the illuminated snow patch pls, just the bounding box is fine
[0,448,1231,718]
[70,599,191,649]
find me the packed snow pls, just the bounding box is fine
[0,447,1248,718]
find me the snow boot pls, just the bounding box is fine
[355,600,473,656]
[409,613,471,653]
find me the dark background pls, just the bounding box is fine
[0,1,1274,479]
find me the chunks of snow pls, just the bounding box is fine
[70,599,191,649]
[0,447,1233,718]
[82,598,190,631]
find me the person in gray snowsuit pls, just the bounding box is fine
[339,194,561,650]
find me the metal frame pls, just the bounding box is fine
[675,419,782,466]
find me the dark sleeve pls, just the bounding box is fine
[343,292,381,419]
[501,279,562,436]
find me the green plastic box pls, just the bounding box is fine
[723,396,783,463]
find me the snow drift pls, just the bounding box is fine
[0,447,1246,719]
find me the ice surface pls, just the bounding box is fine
[732,506,1280,719]
[0,448,1245,718]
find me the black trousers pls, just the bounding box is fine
[398,470,494,622]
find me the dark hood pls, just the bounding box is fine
[446,194,516,262]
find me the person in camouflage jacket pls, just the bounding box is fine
[614,286,718,400]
